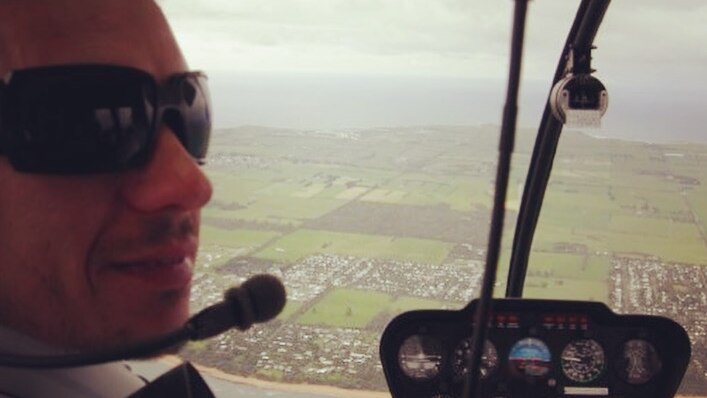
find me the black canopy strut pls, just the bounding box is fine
[506,0,611,298]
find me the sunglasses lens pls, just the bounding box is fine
[179,74,211,162]
[2,66,212,174]
[7,67,156,173]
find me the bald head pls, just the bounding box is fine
[0,0,186,77]
[0,0,214,352]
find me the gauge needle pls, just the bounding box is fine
[563,356,581,362]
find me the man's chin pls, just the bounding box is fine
[88,316,189,358]
[112,296,191,352]
[70,286,193,354]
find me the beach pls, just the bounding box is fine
[130,356,391,398]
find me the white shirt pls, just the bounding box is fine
[0,327,146,398]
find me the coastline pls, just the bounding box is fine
[158,356,705,398]
[160,355,391,398]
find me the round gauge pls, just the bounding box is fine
[618,339,662,385]
[451,338,499,379]
[398,334,443,380]
[508,337,552,378]
[561,339,605,383]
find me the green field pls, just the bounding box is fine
[254,229,454,264]
[185,127,707,394]
[687,188,707,235]
[360,174,491,212]
[203,127,707,307]
[297,289,394,328]
[529,174,707,265]
[495,251,611,301]
[523,279,608,302]
[200,225,280,248]
[277,300,304,322]
[296,288,452,328]
[390,295,460,312]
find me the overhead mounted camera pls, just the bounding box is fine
[550,46,608,128]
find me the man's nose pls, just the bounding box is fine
[120,127,213,212]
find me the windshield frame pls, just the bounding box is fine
[505,0,611,297]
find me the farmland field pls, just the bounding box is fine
[295,288,452,328]
[185,125,707,394]
[253,229,454,265]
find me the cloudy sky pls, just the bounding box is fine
[158,1,707,142]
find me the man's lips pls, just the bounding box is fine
[107,256,194,289]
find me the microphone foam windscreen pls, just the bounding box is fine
[235,274,287,323]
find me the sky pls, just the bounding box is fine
[158,1,707,143]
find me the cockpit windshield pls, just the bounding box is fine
[154,1,706,396]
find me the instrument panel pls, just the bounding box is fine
[380,299,690,398]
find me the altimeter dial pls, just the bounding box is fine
[561,339,605,383]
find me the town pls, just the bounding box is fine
[184,251,707,394]
[181,125,707,395]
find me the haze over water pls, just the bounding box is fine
[209,72,707,145]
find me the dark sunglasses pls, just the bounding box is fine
[0,64,211,174]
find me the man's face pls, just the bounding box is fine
[0,0,212,350]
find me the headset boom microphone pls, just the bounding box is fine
[0,274,287,368]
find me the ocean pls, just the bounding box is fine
[206,71,707,145]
